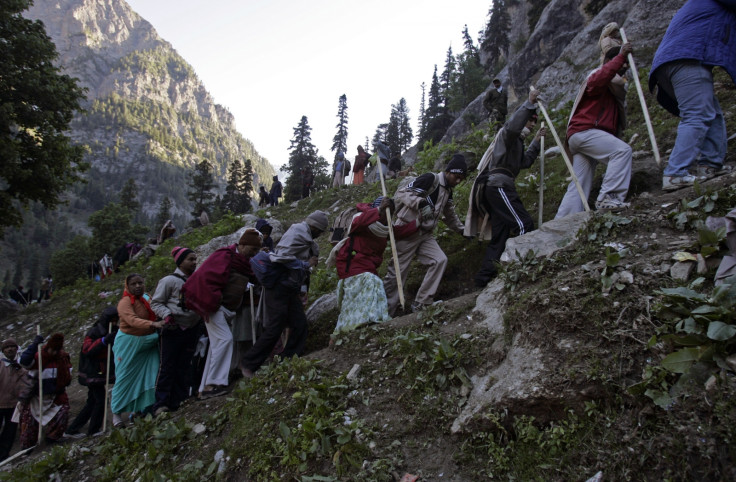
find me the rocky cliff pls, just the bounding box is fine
[440,0,685,148]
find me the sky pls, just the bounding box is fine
[125,0,492,173]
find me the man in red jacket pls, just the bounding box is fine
[555,41,634,218]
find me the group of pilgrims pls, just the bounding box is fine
[1,0,734,462]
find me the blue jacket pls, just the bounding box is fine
[649,0,736,115]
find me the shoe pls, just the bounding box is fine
[239,362,255,379]
[410,301,426,313]
[662,174,696,191]
[696,164,733,180]
[63,432,86,440]
[112,413,125,428]
[199,385,227,400]
[153,406,170,416]
[595,196,630,212]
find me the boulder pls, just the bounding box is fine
[306,292,338,323]
[500,211,590,262]
[472,279,507,335]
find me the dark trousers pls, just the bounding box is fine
[152,327,200,411]
[475,185,534,285]
[153,325,201,411]
[67,384,105,435]
[241,288,307,372]
[0,407,17,460]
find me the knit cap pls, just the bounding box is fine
[239,228,263,248]
[445,154,468,177]
[1,338,18,351]
[305,210,329,232]
[171,246,194,266]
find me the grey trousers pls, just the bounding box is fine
[384,230,447,315]
[555,129,632,218]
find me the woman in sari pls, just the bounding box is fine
[18,333,72,448]
[332,197,417,334]
[112,274,163,427]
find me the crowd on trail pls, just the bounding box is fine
[1,0,734,463]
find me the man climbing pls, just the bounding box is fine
[468,89,547,288]
[649,0,736,191]
[240,211,328,377]
[384,155,467,315]
[483,78,508,125]
[555,36,634,218]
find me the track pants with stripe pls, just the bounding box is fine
[475,185,534,286]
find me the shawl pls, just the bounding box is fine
[123,290,156,321]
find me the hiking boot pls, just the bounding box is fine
[199,385,227,400]
[410,301,427,313]
[696,164,733,180]
[595,196,630,212]
[662,174,696,191]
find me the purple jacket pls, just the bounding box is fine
[649,0,736,114]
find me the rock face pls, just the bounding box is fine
[500,211,590,262]
[438,0,685,151]
[23,0,274,220]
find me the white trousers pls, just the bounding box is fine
[199,306,234,391]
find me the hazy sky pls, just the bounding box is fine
[125,0,491,172]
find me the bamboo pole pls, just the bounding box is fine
[376,160,405,310]
[531,86,591,212]
[539,122,545,227]
[36,326,43,445]
[249,285,256,344]
[619,28,661,166]
[102,321,112,432]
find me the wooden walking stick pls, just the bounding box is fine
[532,86,591,212]
[36,326,43,445]
[539,121,545,227]
[249,285,256,344]
[376,159,406,310]
[102,321,112,432]
[619,28,661,166]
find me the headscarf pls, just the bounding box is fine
[123,275,156,321]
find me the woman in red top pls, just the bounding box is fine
[333,197,417,334]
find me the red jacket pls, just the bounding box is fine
[567,53,627,138]
[336,204,417,279]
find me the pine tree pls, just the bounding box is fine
[364,137,370,152]
[418,82,426,140]
[242,159,254,210]
[155,196,172,227]
[119,178,140,215]
[372,123,388,148]
[223,159,248,213]
[440,46,456,108]
[480,0,511,72]
[426,66,443,123]
[331,94,349,155]
[386,99,413,157]
[448,25,489,112]
[187,160,216,222]
[284,116,326,202]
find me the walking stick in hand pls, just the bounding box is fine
[539,121,545,227]
[531,86,591,212]
[36,325,44,445]
[376,159,406,310]
[102,321,112,432]
[249,285,256,344]
[619,28,661,166]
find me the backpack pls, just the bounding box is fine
[250,251,307,291]
[329,206,360,245]
[343,159,351,176]
[471,168,492,217]
[393,173,440,216]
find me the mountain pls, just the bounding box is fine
[26,0,274,216]
[1,0,274,293]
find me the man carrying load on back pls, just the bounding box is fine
[384,155,467,315]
